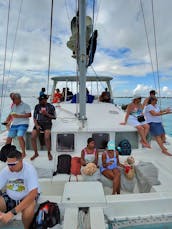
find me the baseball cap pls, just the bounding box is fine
[39,94,48,101]
[107,140,115,150]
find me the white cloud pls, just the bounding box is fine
[0,0,172,97]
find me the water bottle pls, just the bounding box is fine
[36,210,43,225]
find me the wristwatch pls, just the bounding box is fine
[11,208,17,215]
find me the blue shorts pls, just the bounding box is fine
[149,122,165,136]
[8,124,28,138]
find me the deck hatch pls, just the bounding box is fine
[92,133,109,150]
[56,133,74,152]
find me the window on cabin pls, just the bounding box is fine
[92,133,109,150]
[57,134,74,152]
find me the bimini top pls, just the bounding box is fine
[51,75,113,82]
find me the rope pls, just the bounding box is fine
[0,0,11,126]
[64,0,72,23]
[91,0,95,32]
[47,0,54,95]
[4,0,23,97]
[139,0,157,90]
[94,0,102,27]
[90,65,108,90]
[151,0,162,107]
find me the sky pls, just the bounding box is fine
[1,0,172,98]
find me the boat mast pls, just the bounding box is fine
[78,0,87,123]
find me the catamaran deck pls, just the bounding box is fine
[0,102,172,228]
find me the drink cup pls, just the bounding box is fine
[41,107,46,112]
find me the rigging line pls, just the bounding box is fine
[64,0,71,23]
[151,0,161,106]
[139,0,157,90]
[90,65,107,91]
[0,0,11,125]
[94,0,101,27]
[4,0,23,97]
[47,0,54,95]
[91,0,96,32]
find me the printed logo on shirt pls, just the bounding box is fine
[6,179,25,192]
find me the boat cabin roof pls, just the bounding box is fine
[51,75,113,82]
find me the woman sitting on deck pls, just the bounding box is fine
[80,138,100,181]
[144,96,172,156]
[100,140,125,195]
[120,94,151,148]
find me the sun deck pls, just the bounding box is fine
[1,91,172,228]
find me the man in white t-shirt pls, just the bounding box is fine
[5,93,31,157]
[0,144,39,228]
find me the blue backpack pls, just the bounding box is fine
[117,139,131,156]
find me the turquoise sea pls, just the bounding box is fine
[0,96,172,136]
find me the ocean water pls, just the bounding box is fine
[121,222,172,229]
[0,96,172,136]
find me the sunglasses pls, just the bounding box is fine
[7,161,19,167]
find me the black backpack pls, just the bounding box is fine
[29,201,60,229]
[117,139,131,156]
[53,154,72,175]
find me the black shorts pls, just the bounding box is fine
[34,121,52,131]
[1,192,40,212]
[2,192,20,212]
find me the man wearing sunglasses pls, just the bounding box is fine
[0,145,39,229]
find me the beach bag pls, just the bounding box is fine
[54,154,72,175]
[117,139,131,156]
[70,156,81,176]
[137,115,145,122]
[69,156,81,181]
[29,201,60,229]
[124,165,135,180]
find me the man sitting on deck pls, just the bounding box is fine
[0,144,39,229]
[30,94,56,161]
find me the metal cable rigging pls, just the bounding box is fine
[0,0,11,126]
[47,0,54,96]
[4,0,23,98]
[151,0,162,104]
[139,0,162,107]
[139,0,157,90]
